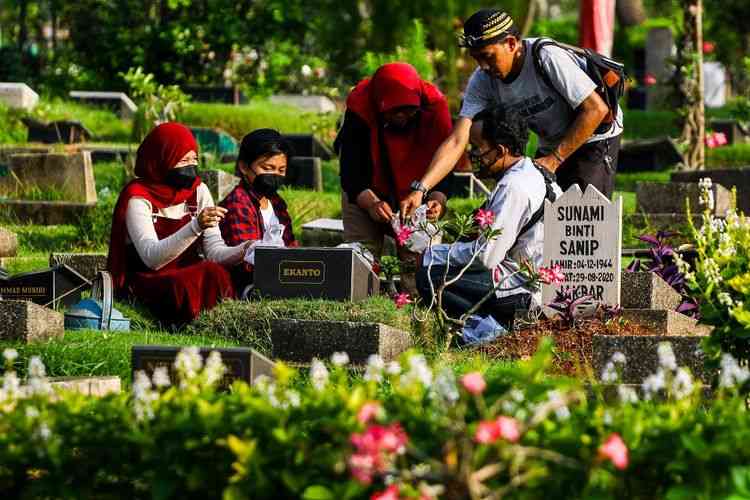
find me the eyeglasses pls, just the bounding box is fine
[469,147,496,166]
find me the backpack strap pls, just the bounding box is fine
[511,162,557,249]
[531,38,568,103]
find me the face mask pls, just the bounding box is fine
[165,165,198,189]
[253,173,285,195]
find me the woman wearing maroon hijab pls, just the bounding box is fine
[107,123,249,324]
[335,62,457,292]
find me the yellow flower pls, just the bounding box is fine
[728,273,750,296]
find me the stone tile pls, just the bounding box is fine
[593,334,710,383]
[271,319,412,365]
[671,167,750,213]
[270,94,337,113]
[49,253,107,282]
[621,272,681,311]
[0,300,64,343]
[48,376,121,396]
[0,227,18,258]
[636,181,731,216]
[0,200,96,225]
[69,91,137,119]
[0,83,39,110]
[287,157,323,191]
[620,309,701,336]
[2,151,97,203]
[201,169,240,204]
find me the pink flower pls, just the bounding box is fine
[393,293,411,309]
[396,227,414,246]
[496,416,521,443]
[714,132,728,146]
[643,73,657,86]
[474,208,495,229]
[349,423,409,484]
[358,402,381,424]
[703,41,715,54]
[538,264,565,285]
[474,420,501,444]
[705,134,718,149]
[598,433,629,470]
[371,484,400,500]
[348,452,376,484]
[461,372,486,395]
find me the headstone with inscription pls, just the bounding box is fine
[0,264,90,308]
[645,27,674,108]
[541,185,623,307]
[131,346,274,388]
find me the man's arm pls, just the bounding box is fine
[535,90,608,173]
[400,117,473,218]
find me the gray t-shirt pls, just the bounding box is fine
[460,38,623,155]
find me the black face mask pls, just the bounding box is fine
[165,165,198,189]
[253,173,285,195]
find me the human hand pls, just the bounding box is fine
[535,154,562,174]
[425,199,444,221]
[197,206,227,229]
[367,200,395,223]
[399,191,424,223]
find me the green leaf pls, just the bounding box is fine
[302,485,335,500]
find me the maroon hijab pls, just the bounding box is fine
[107,122,201,291]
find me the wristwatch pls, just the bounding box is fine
[410,180,428,195]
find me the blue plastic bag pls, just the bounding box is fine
[462,314,508,345]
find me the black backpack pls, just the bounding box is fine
[531,38,626,135]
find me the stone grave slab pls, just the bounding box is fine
[49,253,107,282]
[620,309,707,336]
[0,228,18,258]
[621,272,681,311]
[48,376,121,397]
[645,27,674,108]
[271,319,412,365]
[69,91,137,119]
[22,118,93,144]
[2,151,97,203]
[636,181,731,216]
[618,137,683,171]
[0,300,63,342]
[283,134,334,160]
[287,156,323,191]
[201,169,240,204]
[542,184,623,307]
[301,218,345,247]
[710,119,748,145]
[132,346,274,388]
[254,247,379,301]
[183,85,247,104]
[0,264,90,308]
[0,200,96,225]
[671,168,750,214]
[593,335,710,383]
[269,94,337,113]
[190,127,239,157]
[0,83,38,110]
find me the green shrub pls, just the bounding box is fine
[28,98,131,143]
[706,144,750,168]
[281,188,341,231]
[360,19,440,81]
[0,103,28,143]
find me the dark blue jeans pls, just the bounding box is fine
[416,264,531,328]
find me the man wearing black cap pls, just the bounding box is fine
[401,8,622,217]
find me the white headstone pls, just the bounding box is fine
[69,91,137,119]
[269,94,337,113]
[0,83,39,110]
[703,62,727,108]
[541,184,622,307]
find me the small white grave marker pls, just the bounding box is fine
[0,83,39,110]
[541,184,622,307]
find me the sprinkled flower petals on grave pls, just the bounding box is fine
[598,433,629,470]
[310,358,329,391]
[474,208,495,229]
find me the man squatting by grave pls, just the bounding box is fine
[401,7,624,219]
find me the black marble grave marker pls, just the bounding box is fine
[0,264,90,308]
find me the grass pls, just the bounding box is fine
[707,143,750,169]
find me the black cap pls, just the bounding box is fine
[458,9,516,48]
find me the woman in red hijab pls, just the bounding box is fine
[107,122,249,324]
[334,62,457,292]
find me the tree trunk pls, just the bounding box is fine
[615,0,646,27]
[521,0,538,38]
[679,0,705,171]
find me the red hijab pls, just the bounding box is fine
[346,63,453,201]
[107,122,201,291]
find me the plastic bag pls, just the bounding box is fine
[243,223,286,265]
[462,314,508,345]
[336,242,376,269]
[391,204,440,253]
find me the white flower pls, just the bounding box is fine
[364,354,384,383]
[719,353,750,388]
[204,351,226,388]
[28,356,46,379]
[617,385,639,404]
[301,64,313,77]
[643,369,666,399]
[718,292,734,307]
[174,347,203,383]
[331,352,350,367]
[3,348,18,363]
[612,352,627,365]
[152,367,171,388]
[310,358,329,391]
[1,371,20,401]
[603,410,613,426]
[555,405,571,420]
[401,354,433,387]
[601,361,618,383]
[36,422,51,441]
[671,367,694,399]
[248,48,259,61]
[286,390,301,408]
[510,389,525,402]
[547,390,570,420]
[133,370,158,421]
[657,342,677,371]
[431,368,458,405]
[385,361,401,376]
[25,406,40,419]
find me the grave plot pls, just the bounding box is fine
[22,117,93,144]
[49,253,107,282]
[286,156,323,191]
[300,218,345,247]
[69,90,137,119]
[269,94,337,113]
[0,227,18,263]
[0,82,39,110]
[671,167,750,213]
